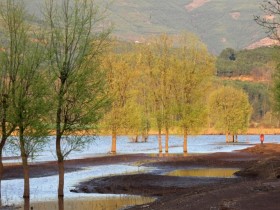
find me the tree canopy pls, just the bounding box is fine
[209,86,252,142]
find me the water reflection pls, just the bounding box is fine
[24,198,30,210]
[167,168,239,178]
[20,196,155,210]
[58,197,64,210]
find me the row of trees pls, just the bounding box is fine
[101,36,252,154]
[0,0,110,203]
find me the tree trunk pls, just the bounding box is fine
[56,85,65,197]
[24,198,30,210]
[58,160,64,197]
[165,127,169,153]
[19,125,30,198]
[56,132,64,197]
[226,132,229,143]
[158,129,162,153]
[183,128,188,154]
[142,133,148,143]
[22,155,30,198]
[58,196,64,210]
[0,95,8,199]
[0,149,3,199]
[111,128,117,154]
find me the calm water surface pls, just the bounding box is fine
[19,196,155,210]
[4,135,280,163]
[167,168,239,178]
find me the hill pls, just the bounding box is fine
[23,0,268,54]
[106,0,267,54]
[215,46,280,126]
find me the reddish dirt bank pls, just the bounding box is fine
[2,154,161,180]
[73,144,280,210]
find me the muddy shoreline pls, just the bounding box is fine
[2,144,280,209]
[73,144,280,210]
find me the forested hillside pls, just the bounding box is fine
[216,47,280,127]
[106,0,266,54]
[23,0,267,54]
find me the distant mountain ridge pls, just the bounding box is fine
[107,0,268,54]
[24,0,268,54]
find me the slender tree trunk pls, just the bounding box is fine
[0,154,3,199]
[22,155,30,198]
[0,139,6,199]
[183,128,188,154]
[56,85,65,197]
[158,128,162,153]
[56,133,64,197]
[111,128,117,154]
[165,127,169,153]
[58,160,64,197]
[226,132,229,143]
[142,133,148,143]
[19,125,30,198]
[19,121,29,198]
[24,198,30,210]
[58,196,64,210]
[0,95,8,199]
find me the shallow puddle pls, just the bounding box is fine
[167,168,239,178]
[19,196,155,210]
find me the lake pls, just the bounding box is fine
[4,134,279,163]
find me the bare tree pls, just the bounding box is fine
[255,0,280,41]
[255,1,280,125]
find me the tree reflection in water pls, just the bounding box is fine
[24,198,30,210]
[59,197,64,210]
[19,196,154,210]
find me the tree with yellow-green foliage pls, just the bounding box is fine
[171,33,215,153]
[137,44,164,151]
[101,49,136,153]
[208,86,252,142]
[102,33,216,154]
[138,35,174,154]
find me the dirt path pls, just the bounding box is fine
[185,0,211,11]
[2,154,160,180]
